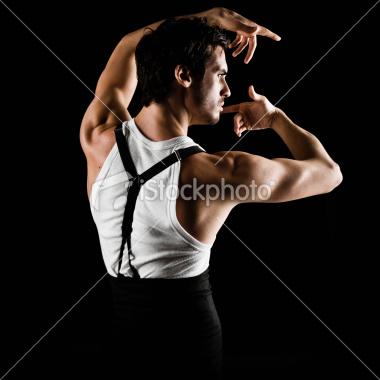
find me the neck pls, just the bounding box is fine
[134,100,189,142]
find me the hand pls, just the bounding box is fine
[204,7,281,64]
[222,86,277,137]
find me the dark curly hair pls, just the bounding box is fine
[135,17,229,106]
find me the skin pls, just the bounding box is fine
[80,7,342,246]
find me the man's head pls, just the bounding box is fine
[135,17,231,125]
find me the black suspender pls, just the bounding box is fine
[114,124,204,278]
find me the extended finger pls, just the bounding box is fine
[256,24,281,41]
[232,37,249,57]
[221,104,240,113]
[229,34,243,49]
[244,35,257,64]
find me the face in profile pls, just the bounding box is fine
[188,46,231,125]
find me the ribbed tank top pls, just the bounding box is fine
[89,119,212,278]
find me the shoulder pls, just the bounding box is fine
[180,150,239,186]
[80,114,132,167]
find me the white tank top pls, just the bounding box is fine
[89,119,212,278]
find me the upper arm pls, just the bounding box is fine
[80,35,137,153]
[79,88,131,160]
[214,151,342,203]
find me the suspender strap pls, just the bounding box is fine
[114,124,204,278]
[115,127,138,177]
[115,126,140,278]
[139,146,204,184]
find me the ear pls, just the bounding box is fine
[174,65,192,88]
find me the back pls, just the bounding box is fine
[89,119,212,278]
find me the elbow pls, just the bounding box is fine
[326,162,343,192]
[335,163,343,186]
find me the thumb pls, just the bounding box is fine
[248,85,259,101]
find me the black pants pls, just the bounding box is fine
[103,268,223,380]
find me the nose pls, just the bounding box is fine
[222,80,231,99]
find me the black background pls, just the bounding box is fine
[1,0,379,379]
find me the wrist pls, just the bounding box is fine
[270,108,300,136]
[192,7,219,23]
[269,107,283,130]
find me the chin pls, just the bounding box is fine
[196,111,220,125]
[205,111,220,125]
[210,113,220,125]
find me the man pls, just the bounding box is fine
[79,7,342,379]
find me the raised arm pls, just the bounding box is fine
[79,8,281,156]
[217,86,343,203]
[79,20,162,155]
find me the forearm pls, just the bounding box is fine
[94,19,163,103]
[95,9,211,105]
[272,108,338,167]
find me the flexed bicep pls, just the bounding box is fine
[228,152,340,204]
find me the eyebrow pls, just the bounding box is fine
[212,64,228,74]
